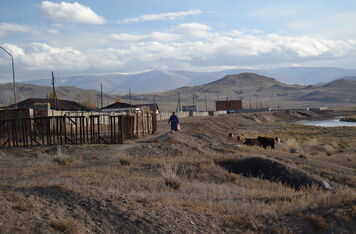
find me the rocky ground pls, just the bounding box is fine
[0,109,355,233]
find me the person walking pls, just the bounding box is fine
[168,112,180,131]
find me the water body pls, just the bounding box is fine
[297,117,356,127]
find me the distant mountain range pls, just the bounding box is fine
[19,67,356,94]
[1,72,355,111]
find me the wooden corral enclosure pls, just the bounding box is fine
[0,112,157,147]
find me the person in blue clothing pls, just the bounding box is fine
[168,112,179,131]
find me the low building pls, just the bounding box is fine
[6,98,92,111]
[216,100,243,112]
[182,105,198,112]
[102,102,159,113]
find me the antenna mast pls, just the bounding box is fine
[51,71,58,110]
[176,92,181,112]
[100,83,103,109]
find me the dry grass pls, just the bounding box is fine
[285,138,299,153]
[1,111,355,233]
[305,214,326,230]
[49,219,78,234]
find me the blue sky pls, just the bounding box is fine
[0,0,356,82]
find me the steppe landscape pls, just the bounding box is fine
[2,1,356,233]
[1,108,355,233]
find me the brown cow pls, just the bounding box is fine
[243,138,261,147]
[237,134,244,143]
[257,136,275,149]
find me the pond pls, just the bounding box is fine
[297,117,356,127]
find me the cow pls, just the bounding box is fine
[228,133,234,142]
[243,138,262,147]
[237,134,244,143]
[257,136,275,149]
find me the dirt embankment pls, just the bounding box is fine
[0,109,355,233]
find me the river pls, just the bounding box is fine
[297,117,356,127]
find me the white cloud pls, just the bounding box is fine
[178,22,211,32]
[0,23,34,37]
[2,26,356,80]
[40,1,105,24]
[110,33,146,42]
[3,43,89,70]
[1,43,25,57]
[110,32,180,42]
[118,10,202,24]
[47,29,60,34]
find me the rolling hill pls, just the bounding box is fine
[0,83,115,107]
[127,73,356,111]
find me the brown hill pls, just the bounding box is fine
[0,82,115,108]
[126,73,356,111]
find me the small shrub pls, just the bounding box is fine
[305,214,326,230]
[286,139,299,153]
[49,220,78,234]
[164,177,181,190]
[54,155,72,166]
[119,158,131,166]
[324,145,335,156]
[289,147,297,153]
[298,154,307,159]
[13,201,34,211]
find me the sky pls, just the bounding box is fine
[0,0,356,82]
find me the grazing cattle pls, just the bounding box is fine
[228,133,234,142]
[275,137,281,143]
[257,136,275,149]
[243,138,261,147]
[237,134,244,143]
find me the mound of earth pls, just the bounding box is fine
[217,157,331,190]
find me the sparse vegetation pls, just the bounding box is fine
[119,158,131,166]
[49,219,78,234]
[0,110,355,233]
[164,177,181,190]
[53,155,73,165]
[305,214,326,230]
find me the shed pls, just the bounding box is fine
[216,100,243,112]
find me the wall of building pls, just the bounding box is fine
[216,100,243,111]
[0,108,33,121]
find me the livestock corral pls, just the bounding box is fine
[0,108,355,233]
[0,110,157,147]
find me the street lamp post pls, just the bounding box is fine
[0,46,17,109]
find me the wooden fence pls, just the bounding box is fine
[0,113,157,147]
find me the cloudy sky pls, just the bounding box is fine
[0,0,356,82]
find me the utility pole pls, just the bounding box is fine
[255,96,258,109]
[176,92,181,112]
[100,83,103,109]
[153,94,156,104]
[277,95,280,110]
[0,47,17,109]
[205,95,208,111]
[249,97,252,109]
[129,88,132,105]
[192,93,195,106]
[51,71,58,110]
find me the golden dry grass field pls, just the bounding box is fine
[0,109,355,233]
